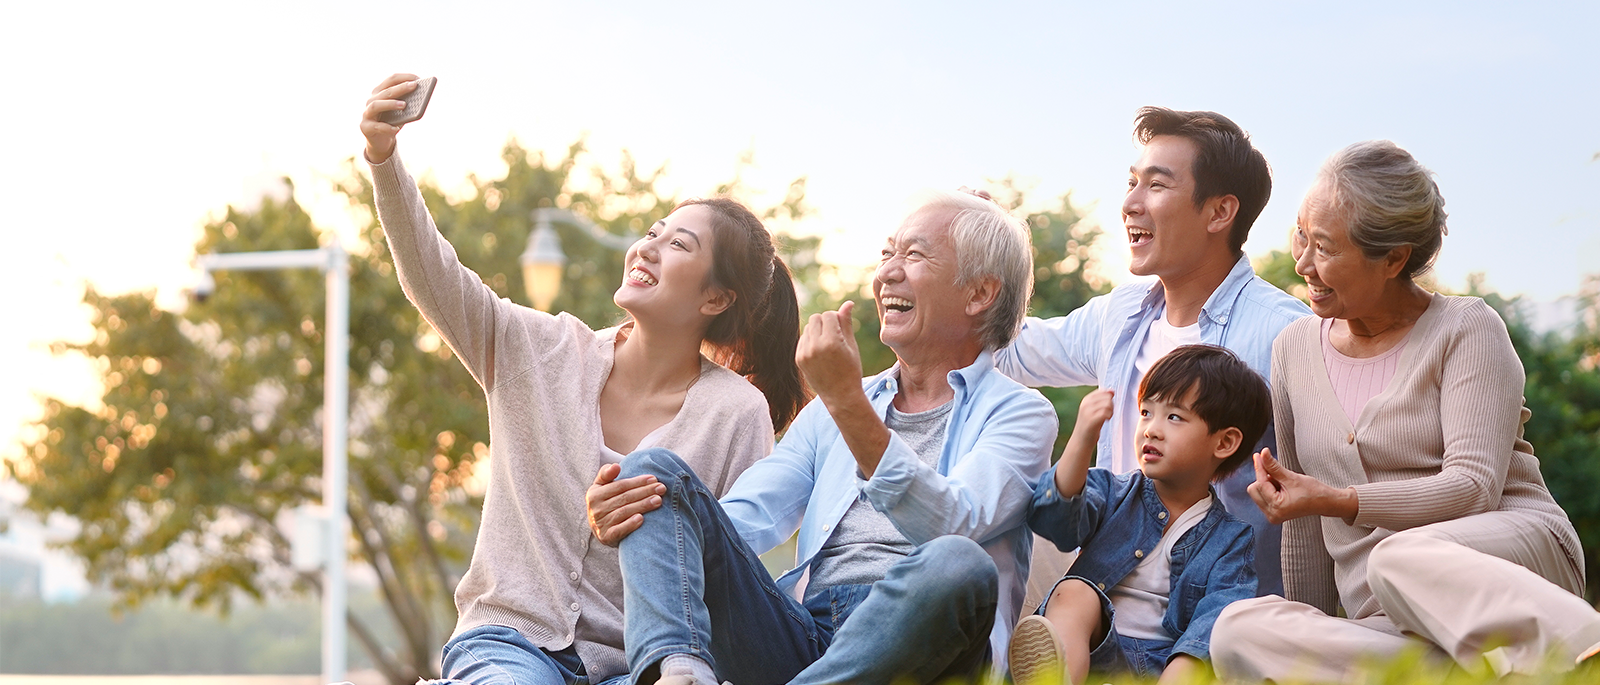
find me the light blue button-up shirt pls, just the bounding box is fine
[720,348,1057,665]
[994,254,1309,594]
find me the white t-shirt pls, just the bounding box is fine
[1107,495,1213,640]
[1109,306,1201,474]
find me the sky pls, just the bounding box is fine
[1,0,1597,477]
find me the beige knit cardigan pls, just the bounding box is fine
[372,153,774,677]
[1272,294,1582,619]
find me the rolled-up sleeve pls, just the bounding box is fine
[861,389,1057,545]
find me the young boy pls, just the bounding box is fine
[1008,345,1270,685]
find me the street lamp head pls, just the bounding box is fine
[520,221,567,312]
[189,269,216,303]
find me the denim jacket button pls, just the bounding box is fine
[1158,511,1167,520]
[1097,582,1106,590]
[1134,549,1144,559]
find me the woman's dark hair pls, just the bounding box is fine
[678,197,809,432]
[1138,344,1271,479]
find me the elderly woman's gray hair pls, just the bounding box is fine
[912,189,1034,350]
[1317,140,1449,280]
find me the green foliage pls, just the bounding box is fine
[1253,248,1308,303]
[10,139,809,684]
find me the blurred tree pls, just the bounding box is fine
[1253,248,1308,303]
[10,140,809,684]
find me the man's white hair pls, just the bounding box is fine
[907,189,1034,350]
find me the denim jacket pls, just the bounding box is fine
[720,349,1058,665]
[1029,466,1257,663]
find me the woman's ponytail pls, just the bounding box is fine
[742,255,807,431]
[679,198,811,431]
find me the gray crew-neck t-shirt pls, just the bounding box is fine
[805,398,952,598]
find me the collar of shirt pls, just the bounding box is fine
[1137,253,1258,328]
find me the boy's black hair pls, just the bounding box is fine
[1137,344,1271,480]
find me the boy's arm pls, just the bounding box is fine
[1170,522,1258,664]
[1027,389,1117,551]
[1052,388,1114,498]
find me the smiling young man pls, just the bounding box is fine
[995,107,1309,597]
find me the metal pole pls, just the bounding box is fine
[323,243,349,684]
[194,246,351,683]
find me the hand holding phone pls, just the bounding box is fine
[379,76,437,125]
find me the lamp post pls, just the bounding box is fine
[519,207,634,311]
[193,244,349,685]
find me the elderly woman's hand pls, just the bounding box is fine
[1247,448,1360,524]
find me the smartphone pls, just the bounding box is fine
[380,77,437,125]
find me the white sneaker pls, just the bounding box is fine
[1009,614,1067,685]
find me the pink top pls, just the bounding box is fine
[1321,318,1408,425]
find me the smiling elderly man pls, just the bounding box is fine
[585,190,1057,685]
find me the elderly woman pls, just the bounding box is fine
[1210,141,1600,681]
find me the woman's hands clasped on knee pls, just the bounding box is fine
[360,73,421,164]
[586,463,667,546]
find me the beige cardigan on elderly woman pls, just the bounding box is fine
[372,153,774,678]
[1272,293,1583,619]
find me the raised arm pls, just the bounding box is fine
[863,386,1057,545]
[362,74,534,390]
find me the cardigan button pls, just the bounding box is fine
[570,602,580,612]
[569,572,580,582]
[1134,549,1144,559]
[1347,432,1355,444]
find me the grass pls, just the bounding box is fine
[987,645,1600,685]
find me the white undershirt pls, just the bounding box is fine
[1107,495,1212,640]
[600,423,673,462]
[1110,307,1202,474]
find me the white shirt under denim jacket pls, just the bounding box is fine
[719,349,1058,667]
[993,255,1309,594]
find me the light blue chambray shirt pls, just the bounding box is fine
[720,348,1058,666]
[993,254,1309,594]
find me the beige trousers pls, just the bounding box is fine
[1211,511,1600,682]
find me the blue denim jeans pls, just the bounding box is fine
[1039,576,1174,678]
[618,448,998,685]
[422,624,631,685]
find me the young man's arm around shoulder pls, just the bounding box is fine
[994,292,1117,388]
